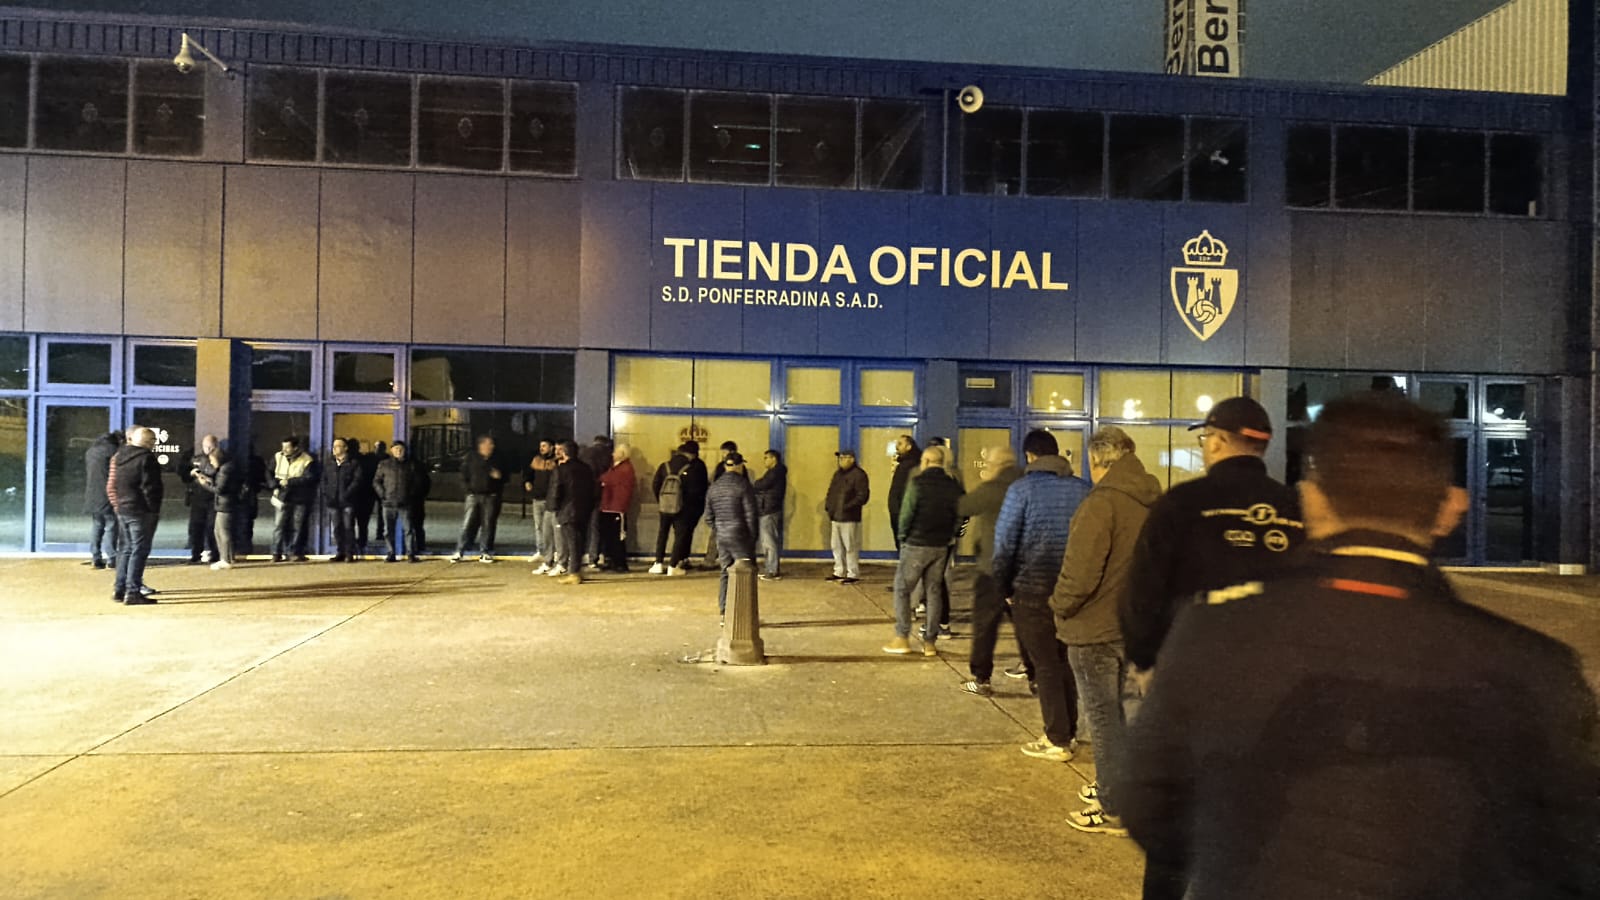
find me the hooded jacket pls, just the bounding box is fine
[824,463,870,523]
[957,464,1022,575]
[83,432,120,514]
[992,454,1092,601]
[751,456,787,516]
[897,466,965,548]
[704,470,760,558]
[107,443,165,517]
[1051,452,1164,646]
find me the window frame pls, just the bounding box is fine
[39,335,121,395]
[125,338,199,399]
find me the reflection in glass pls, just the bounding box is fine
[35,58,128,153]
[131,406,196,550]
[1418,382,1471,420]
[0,399,26,549]
[775,96,856,189]
[247,67,318,162]
[688,92,772,185]
[1029,372,1086,415]
[785,367,841,406]
[42,404,111,545]
[860,100,923,191]
[1484,383,1529,424]
[324,73,412,167]
[1109,115,1183,201]
[47,342,113,386]
[133,344,197,388]
[962,107,1022,196]
[1026,110,1103,198]
[419,77,505,171]
[613,356,693,408]
[414,407,574,554]
[0,55,30,148]
[1187,118,1248,203]
[251,346,314,393]
[1335,125,1408,210]
[411,350,575,404]
[510,82,577,175]
[0,334,29,390]
[134,61,205,157]
[1098,370,1172,420]
[958,368,1013,409]
[332,351,396,394]
[618,87,685,181]
[1484,436,1531,562]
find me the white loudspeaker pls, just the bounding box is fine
[956,85,984,114]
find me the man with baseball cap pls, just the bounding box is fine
[1118,395,1305,898]
[824,448,870,584]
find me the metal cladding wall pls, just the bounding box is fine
[1368,0,1568,96]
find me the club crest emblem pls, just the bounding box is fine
[1170,230,1238,342]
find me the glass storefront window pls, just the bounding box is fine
[958,368,1013,409]
[1484,383,1529,424]
[1028,372,1085,415]
[411,350,574,405]
[331,351,396,394]
[618,87,686,182]
[1098,370,1171,420]
[0,399,26,549]
[42,404,111,544]
[860,369,915,408]
[688,91,772,186]
[694,359,772,410]
[1288,372,1407,422]
[785,367,841,406]
[1172,371,1242,421]
[132,343,197,388]
[323,72,413,167]
[0,55,26,149]
[133,61,205,158]
[0,334,29,390]
[130,406,196,550]
[860,100,924,192]
[252,346,314,393]
[418,77,506,172]
[775,95,857,190]
[1485,435,1532,562]
[510,82,578,176]
[247,66,318,162]
[35,57,129,153]
[1418,381,1472,420]
[46,342,113,387]
[613,357,693,408]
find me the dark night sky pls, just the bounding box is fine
[10,0,1516,83]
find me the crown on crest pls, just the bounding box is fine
[678,423,709,445]
[1181,230,1229,267]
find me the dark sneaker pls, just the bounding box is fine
[1002,663,1029,680]
[272,554,285,563]
[960,680,993,697]
[293,555,310,562]
[122,596,157,606]
[824,574,843,582]
[92,560,107,570]
[938,625,955,638]
[1067,806,1127,836]
[839,577,860,585]
[384,555,397,563]
[111,593,124,603]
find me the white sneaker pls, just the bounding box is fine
[210,561,232,570]
[530,553,545,565]
[478,555,495,564]
[201,551,214,564]
[648,563,665,575]
[546,565,567,577]
[668,566,687,576]
[582,564,601,572]
[448,553,463,563]
[532,563,551,575]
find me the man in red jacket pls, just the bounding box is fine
[597,443,636,573]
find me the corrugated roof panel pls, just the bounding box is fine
[1368,0,1566,95]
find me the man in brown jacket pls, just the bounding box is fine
[1051,425,1162,836]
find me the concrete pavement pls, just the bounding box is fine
[1,555,1595,899]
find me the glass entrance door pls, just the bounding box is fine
[780,422,841,553]
[857,421,916,554]
[251,407,316,556]
[127,404,197,552]
[37,400,115,549]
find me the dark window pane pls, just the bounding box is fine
[775,96,856,189]
[1335,125,1408,210]
[688,91,771,185]
[860,100,923,191]
[510,82,577,175]
[1435,436,1470,560]
[1286,123,1332,208]
[251,346,313,392]
[333,351,396,393]
[47,341,112,385]
[411,350,575,404]
[1490,133,1543,217]
[958,368,1013,409]
[961,106,1022,196]
[1485,436,1532,562]
[324,73,412,167]
[132,344,196,388]
[1187,117,1248,203]
[618,87,684,181]
[1287,371,1406,422]
[35,58,128,153]
[1417,381,1471,420]
[0,398,25,549]
[0,334,28,390]
[1026,110,1103,197]
[1413,129,1484,213]
[133,61,204,157]
[1109,114,1183,201]
[414,406,574,553]
[418,77,504,171]
[0,56,28,148]
[247,67,318,162]
[1485,383,1529,424]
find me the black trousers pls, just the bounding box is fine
[328,505,356,559]
[1011,594,1078,747]
[353,502,374,550]
[653,510,700,567]
[968,570,1034,682]
[599,512,628,571]
[187,498,217,560]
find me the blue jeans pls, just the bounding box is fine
[383,507,415,558]
[89,509,118,563]
[273,501,310,557]
[113,512,157,596]
[893,544,947,640]
[758,513,782,576]
[716,548,754,614]
[1067,641,1143,815]
[456,493,501,556]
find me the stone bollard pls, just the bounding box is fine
[716,558,765,665]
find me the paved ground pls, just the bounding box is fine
[1,555,1596,899]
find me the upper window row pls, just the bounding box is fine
[1287,124,1544,216]
[0,55,206,156]
[248,67,576,175]
[617,88,925,191]
[962,110,1248,203]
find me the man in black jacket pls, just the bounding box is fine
[350,438,379,558]
[372,441,428,562]
[957,444,1029,696]
[824,449,870,584]
[107,426,164,605]
[701,440,740,568]
[83,430,123,569]
[182,434,220,564]
[884,447,964,656]
[320,438,363,562]
[703,451,759,617]
[886,434,919,551]
[1121,392,1600,900]
[202,446,240,569]
[752,449,787,580]
[649,441,709,576]
[547,440,595,583]
[452,435,505,564]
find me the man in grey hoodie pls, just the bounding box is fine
[1051,425,1163,836]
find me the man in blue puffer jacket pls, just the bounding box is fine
[993,429,1092,762]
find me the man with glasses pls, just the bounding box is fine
[1119,396,1305,898]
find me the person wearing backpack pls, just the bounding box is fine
[650,441,703,575]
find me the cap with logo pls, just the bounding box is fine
[1188,396,1273,442]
